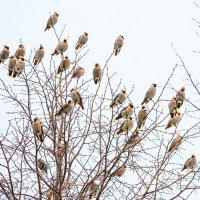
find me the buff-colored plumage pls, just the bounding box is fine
[8,56,17,77]
[75,32,88,50]
[114,35,124,56]
[111,165,126,177]
[110,90,126,108]
[176,87,185,110]
[38,158,48,174]
[33,45,44,66]
[181,155,196,171]
[55,100,74,117]
[57,56,71,74]
[71,88,84,110]
[168,135,182,152]
[93,63,102,84]
[44,12,59,31]
[114,103,133,120]
[115,117,133,135]
[137,105,148,129]
[15,44,25,58]
[127,131,141,147]
[165,112,181,129]
[32,117,44,142]
[13,57,25,78]
[0,45,10,63]
[71,66,85,79]
[141,83,157,105]
[168,97,177,118]
[52,39,68,56]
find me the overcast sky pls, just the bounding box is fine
[0,0,200,199]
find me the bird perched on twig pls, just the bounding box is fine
[44,12,59,31]
[51,39,68,56]
[93,63,102,84]
[33,44,44,66]
[165,112,181,129]
[176,86,185,110]
[168,135,182,152]
[0,45,10,63]
[115,117,133,135]
[168,97,177,118]
[8,56,17,77]
[110,89,126,108]
[75,32,88,50]
[141,83,157,105]
[113,35,124,56]
[111,165,126,177]
[55,100,74,117]
[114,103,133,120]
[71,66,85,79]
[137,105,148,129]
[32,117,44,142]
[12,56,25,78]
[71,88,84,110]
[181,155,196,171]
[38,158,48,174]
[15,44,25,59]
[57,56,71,74]
[127,131,141,147]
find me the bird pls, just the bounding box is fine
[127,131,141,147]
[111,165,126,177]
[176,86,185,110]
[55,100,74,117]
[181,155,196,171]
[141,83,157,105]
[137,105,148,129]
[165,112,181,129]
[70,88,84,110]
[56,143,66,157]
[57,56,71,74]
[0,45,10,63]
[168,97,177,118]
[13,57,25,78]
[114,103,133,120]
[8,56,17,77]
[75,32,88,50]
[88,178,102,199]
[115,117,133,135]
[71,66,85,79]
[15,44,25,59]
[38,158,48,174]
[114,35,124,56]
[44,12,59,31]
[51,39,68,56]
[168,135,182,152]
[33,44,45,66]
[93,63,102,84]
[110,89,126,108]
[32,117,44,142]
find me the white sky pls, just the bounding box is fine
[0,0,200,199]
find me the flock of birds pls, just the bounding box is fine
[0,11,197,197]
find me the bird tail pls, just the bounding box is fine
[8,70,13,77]
[115,128,122,135]
[114,115,121,121]
[34,59,38,66]
[176,101,183,110]
[115,49,118,56]
[12,71,18,78]
[57,67,61,74]
[75,44,80,50]
[80,104,84,110]
[44,26,49,32]
[170,112,175,119]
[55,112,61,117]
[51,50,57,56]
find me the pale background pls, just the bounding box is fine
[0,0,200,199]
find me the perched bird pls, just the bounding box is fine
[38,158,48,174]
[181,155,196,171]
[44,12,59,31]
[127,131,141,147]
[93,63,102,84]
[0,45,10,63]
[56,143,66,157]
[51,39,68,56]
[168,135,182,152]
[55,100,74,117]
[70,88,84,110]
[110,90,126,108]
[165,112,181,129]
[32,117,44,142]
[8,56,17,77]
[71,66,85,79]
[13,57,25,78]
[141,83,157,105]
[114,103,133,120]
[114,35,124,56]
[168,97,177,118]
[137,105,148,129]
[15,44,25,58]
[115,117,133,135]
[33,44,45,66]
[111,165,126,177]
[61,180,70,191]
[75,32,88,50]
[88,178,102,199]
[176,87,185,110]
[57,56,71,74]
